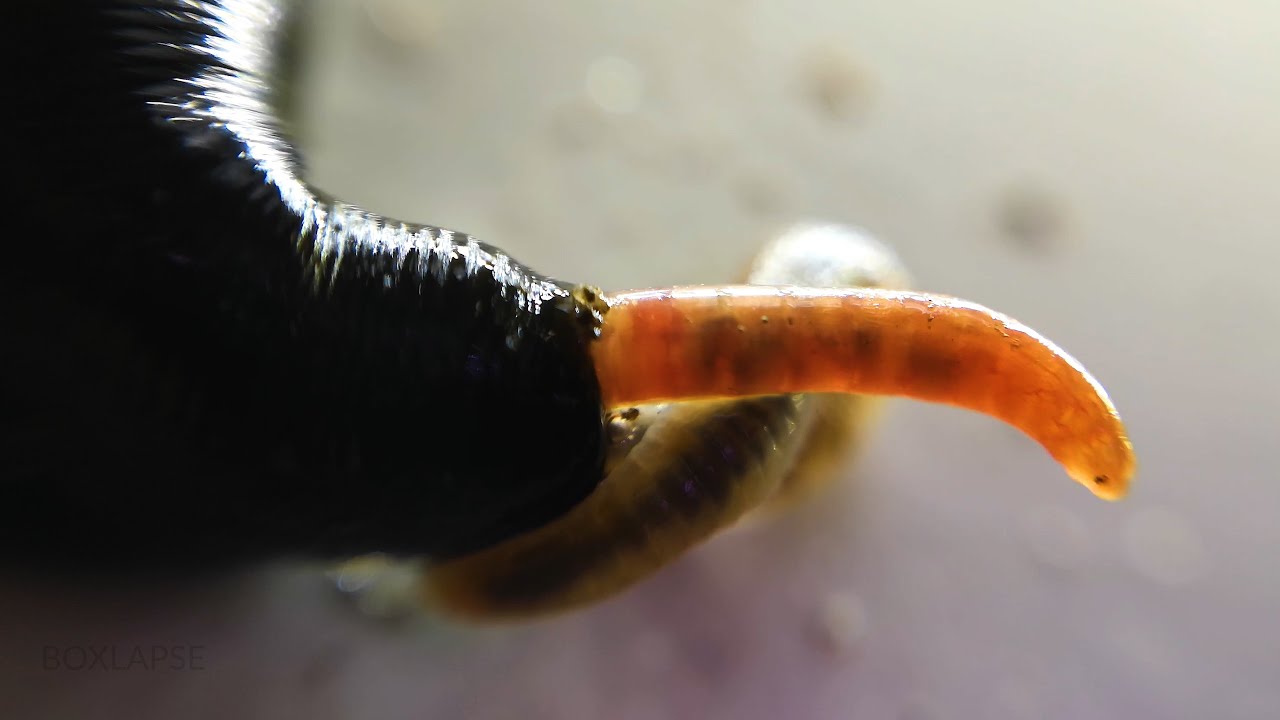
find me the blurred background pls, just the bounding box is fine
[3,0,1277,717]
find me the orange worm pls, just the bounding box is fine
[590,286,1135,500]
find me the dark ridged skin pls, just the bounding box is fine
[1,2,605,570]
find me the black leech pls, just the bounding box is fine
[2,1,607,570]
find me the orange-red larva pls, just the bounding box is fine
[591,285,1135,501]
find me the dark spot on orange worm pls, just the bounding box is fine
[904,345,963,390]
[696,316,740,366]
[697,315,778,392]
[853,327,881,362]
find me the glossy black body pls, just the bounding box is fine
[1,2,605,569]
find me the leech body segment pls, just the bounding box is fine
[591,286,1135,500]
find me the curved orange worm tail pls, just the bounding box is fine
[589,285,1136,500]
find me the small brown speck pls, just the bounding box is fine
[800,46,875,123]
[853,327,881,360]
[761,315,770,324]
[572,284,609,316]
[997,183,1070,254]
